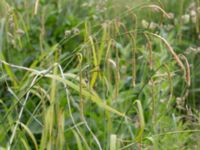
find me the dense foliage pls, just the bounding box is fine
[0,0,200,149]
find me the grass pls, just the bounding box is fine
[0,0,200,149]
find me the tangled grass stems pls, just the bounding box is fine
[8,75,39,150]
[1,0,199,149]
[0,59,127,147]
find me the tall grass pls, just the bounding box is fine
[0,0,200,149]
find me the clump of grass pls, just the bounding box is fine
[0,0,200,149]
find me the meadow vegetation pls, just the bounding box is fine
[0,0,200,149]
